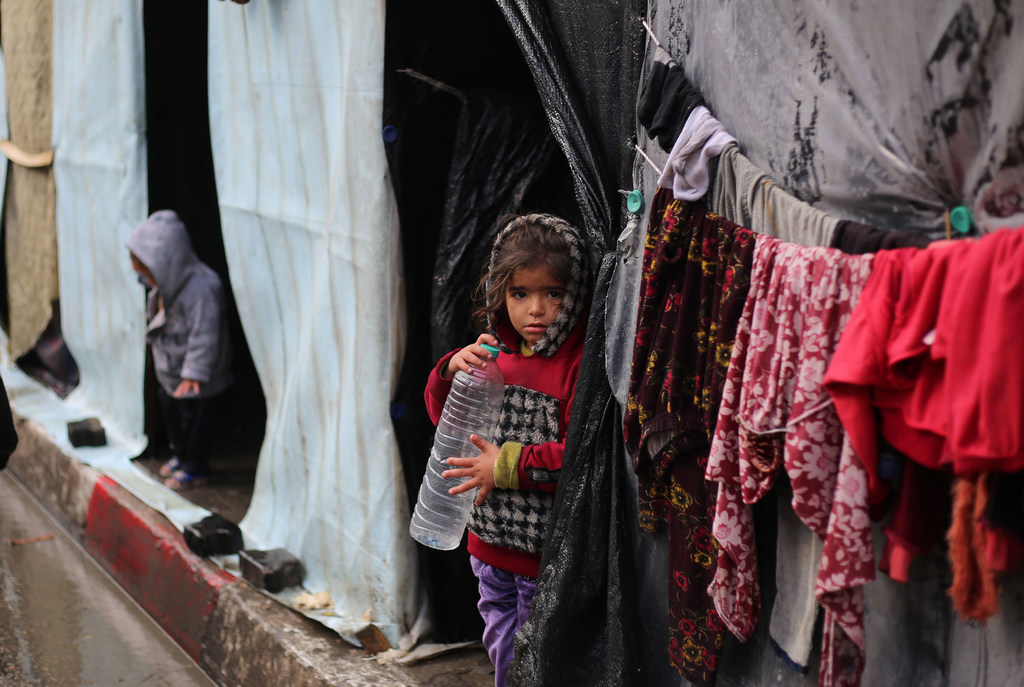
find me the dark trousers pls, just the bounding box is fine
[157,386,221,474]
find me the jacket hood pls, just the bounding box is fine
[485,214,595,358]
[126,210,200,302]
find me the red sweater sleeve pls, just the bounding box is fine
[423,351,457,425]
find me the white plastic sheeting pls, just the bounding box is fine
[2,0,213,548]
[208,2,415,646]
[51,0,148,455]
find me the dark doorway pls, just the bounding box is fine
[138,0,266,525]
[384,0,578,643]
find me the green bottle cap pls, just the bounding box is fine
[481,343,500,358]
[627,189,645,214]
[950,205,972,234]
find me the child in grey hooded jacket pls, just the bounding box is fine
[127,210,233,489]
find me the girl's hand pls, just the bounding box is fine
[443,434,499,506]
[442,333,498,380]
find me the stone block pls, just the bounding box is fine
[239,548,304,593]
[67,417,107,447]
[184,514,244,557]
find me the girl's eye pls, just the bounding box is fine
[510,290,526,299]
[548,290,564,300]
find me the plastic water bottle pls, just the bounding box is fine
[410,344,504,550]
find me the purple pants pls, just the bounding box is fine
[470,556,538,687]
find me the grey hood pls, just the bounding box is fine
[126,210,200,304]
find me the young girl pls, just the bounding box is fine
[423,213,592,687]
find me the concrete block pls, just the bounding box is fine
[184,514,244,557]
[67,417,107,447]
[239,548,304,593]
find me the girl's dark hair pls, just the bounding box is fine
[472,215,575,332]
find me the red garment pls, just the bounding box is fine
[985,526,1024,575]
[826,229,1024,484]
[825,229,1024,620]
[824,247,948,502]
[706,236,875,687]
[932,229,1024,473]
[877,460,951,583]
[424,318,584,578]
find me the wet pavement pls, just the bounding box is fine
[0,471,215,687]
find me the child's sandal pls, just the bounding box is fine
[164,469,208,490]
[159,456,182,478]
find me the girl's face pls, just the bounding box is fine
[504,265,565,348]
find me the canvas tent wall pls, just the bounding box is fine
[2,0,59,361]
[206,0,415,646]
[2,0,148,462]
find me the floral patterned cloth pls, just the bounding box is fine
[705,237,875,687]
[624,188,756,686]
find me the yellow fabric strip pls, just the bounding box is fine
[494,441,523,490]
[0,139,54,168]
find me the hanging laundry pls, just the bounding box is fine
[706,236,875,687]
[637,47,707,153]
[932,230,1024,473]
[657,106,737,202]
[830,220,934,253]
[707,138,857,672]
[876,460,951,584]
[824,247,948,493]
[827,230,1024,479]
[820,246,952,586]
[710,143,837,247]
[770,479,824,674]
[825,228,1024,622]
[623,188,757,686]
[947,476,1000,621]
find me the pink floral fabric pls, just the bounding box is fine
[705,236,876,687]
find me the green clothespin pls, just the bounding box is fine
[627,190,645,214]
[950,205,972,235]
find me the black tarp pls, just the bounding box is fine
[429,90,565,362]
[492,2,649,685]
[509,254,645,686]
[383,0,581,643]
[385,0,649,665]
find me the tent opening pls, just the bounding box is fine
[136,0,265,524]
[384,0,579,642]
